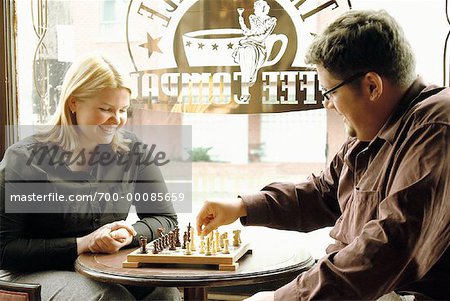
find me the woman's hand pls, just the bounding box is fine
[77,220,136,254]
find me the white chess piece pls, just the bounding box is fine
[199,239,205,254]
[184,240,192,255]
[205,238,212,256]
[190,228,196,251]
[222,239,230,254]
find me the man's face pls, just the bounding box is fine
[317,65,368,140]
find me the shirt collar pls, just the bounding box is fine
[375,77,428,145]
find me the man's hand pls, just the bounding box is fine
[244,291,275,301]
[77,220,137,255]
[196,198,247,236]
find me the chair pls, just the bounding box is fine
[0,280,41,301]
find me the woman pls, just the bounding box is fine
[232,0,277,94]
[0,55,180,300]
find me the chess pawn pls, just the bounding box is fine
[139,236,148,254]
[222,239,230,254]
[157,227,164,238]
[233,230,241,247]
[152,242,159,254]
[156,239,162,252]
[190,228,196,251]
[199,239,205,254]
[182,231,188,249]
[164,234,170,248]
[205,238,212,256]
[184,240,192,255]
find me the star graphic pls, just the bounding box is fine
[212,43,219,50]
[185,41,192,47]
[227,42,234,49]
[198,42,205,49]
[139,33,162,58]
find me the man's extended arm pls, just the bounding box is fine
[275,124,450,300]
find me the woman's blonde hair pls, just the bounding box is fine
[39,54,132,153]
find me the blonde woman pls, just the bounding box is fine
[0,55,180,300]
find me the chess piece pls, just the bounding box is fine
[233,230,241,247]
[190,227,196,251]
[174,227,181,247]
[157,227,164,238]
[184,240,192,255]
[187,223,192,241]
[215,230,221,251]
[222,239,230,254]
[139,236,147,254]
[164,234,169,248]
[182,231,188,249]
[169,231,176,250]
[199,239,205,254]
[205,237,212,256]
[220,232,228,248]
[211,239,217,254]
[152,242,159,254]
[155,239,162,252]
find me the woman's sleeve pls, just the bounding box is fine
[0,146,78,271]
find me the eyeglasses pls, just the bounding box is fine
[321,72,366,100]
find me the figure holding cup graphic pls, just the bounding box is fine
[232,0,278,101]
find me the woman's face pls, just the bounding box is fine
[70,87,130,150]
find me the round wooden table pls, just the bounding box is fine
[75,228,315,301]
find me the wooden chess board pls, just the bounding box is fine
[123,241,251,271]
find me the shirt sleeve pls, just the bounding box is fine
[129,142,178,247]
[275,124,450,300]
[0,146,78,271]
[239,141,347,232]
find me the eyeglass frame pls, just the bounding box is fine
[321,72,367,101]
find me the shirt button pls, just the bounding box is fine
[94,218,100,223]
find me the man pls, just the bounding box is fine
[196,10,449,300]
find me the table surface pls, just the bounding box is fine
[75,227,315,289]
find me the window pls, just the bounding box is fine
[4,0,448,211]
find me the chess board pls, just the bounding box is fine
[123,241,251,271]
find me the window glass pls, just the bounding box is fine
[14,0,447,209]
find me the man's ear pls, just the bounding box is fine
[364,72,383,102]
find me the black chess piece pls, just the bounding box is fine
[157,227,164,238]
[156,239,162,252]
[139,236,147,254]
[187,223,191,241]
[175,227,181,247]
[152,242,159,254]
[182,231,188,249]
[169,231,176,250]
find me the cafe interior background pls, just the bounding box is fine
[0,0,448,258]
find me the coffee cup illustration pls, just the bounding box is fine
[182,28,287,67]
